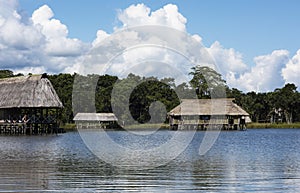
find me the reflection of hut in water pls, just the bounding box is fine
[0,74,63,135]
[168,98,251,130]
[74,113,118,129]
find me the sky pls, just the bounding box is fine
[0,0,299,92]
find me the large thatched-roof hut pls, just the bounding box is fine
[0,75,63,109]
[0,75,63,135]
[168,98,250,130]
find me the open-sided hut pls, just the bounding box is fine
[0,75,63,135]
[168,98,250,130]
[74,113,118,129]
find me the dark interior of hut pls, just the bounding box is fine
[0,108,62,135]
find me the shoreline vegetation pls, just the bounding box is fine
[247,122,300,129]
[62,122,300,131]
[1,69,299,128]
[62,123,170,131]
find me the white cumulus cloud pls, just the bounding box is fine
[31,5,67,39]
[0,1,88,74]
[226,50,290,92]
[117,4,187,31]
[0,0,43,49]
[207,41,248,78]
[31,5,87,57]
[92,30,110,47]
[282,49,300,87]
[0,18,43,49]
[83,4,194,79]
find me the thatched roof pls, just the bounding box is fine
[0,75,63,109]
[169,98,249,116]
[74,113,118,122]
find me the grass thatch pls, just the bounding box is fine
[73,113,118,121]
[169,98,249,116]
[0,75,63,108]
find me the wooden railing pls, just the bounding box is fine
[171,119,240,125]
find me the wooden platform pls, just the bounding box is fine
[0,123,62,135]
[170,123,247,131]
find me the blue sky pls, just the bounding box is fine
[18,0,300,66]
[1,0,300,92]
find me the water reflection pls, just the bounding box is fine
[0,129,300,192]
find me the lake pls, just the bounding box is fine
[1,129,300,192]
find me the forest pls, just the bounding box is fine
[1,68,300,125]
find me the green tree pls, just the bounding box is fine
[269,83,298,123]
[95,74,118,113]
[0,70,14,78]
[48,73,75,123]
[189,66,227,98]
[129,78,179,123]
[0,70,23,79]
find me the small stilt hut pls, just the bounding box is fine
[0,74,63,135]
[74,113,118,129]
[168,98,251,130]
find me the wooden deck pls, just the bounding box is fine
[0,122,62,135]
[170,119,247,131]
[170,124,247,131]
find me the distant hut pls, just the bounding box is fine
[0,75,63,135]
[168,98,251,130]
[74,113,118,129]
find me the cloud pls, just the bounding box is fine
[117,4,187,31]
[0,0,18,19]
[226,50,290,92]
[0,1,43,49]
[31,5,87,57]
[0,0,45,71]
[282,49,300,88]
[0,2,87,74]
[0,18,43,49]
[81,24,213,86]
[204,41,293,93]
[92,30,110,47]
[207,41,248,77]
[14,66,46,75]
[32,5,67,39]
[79,3,220,87]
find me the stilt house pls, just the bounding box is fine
[0,75,63,135]
[168,98,251,130]
[74,113,118,129]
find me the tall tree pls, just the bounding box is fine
[95,75,118,113]
[48,73,75,123]
[270,83,298,123]
[189,66,227,98]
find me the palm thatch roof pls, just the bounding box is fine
[169,98,249,116]
[74,113,118,122]
[0,75,63,109]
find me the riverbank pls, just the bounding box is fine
[61,123,76,131]
[123,123,169,130]
[62,122,300,131]
[247,122,300,129]
[61,123,170,131]
[136,122,300,129]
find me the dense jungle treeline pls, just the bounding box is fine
[1,68,300,124]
